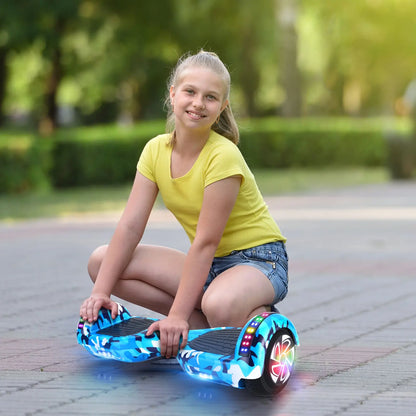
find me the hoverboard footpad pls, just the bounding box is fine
[98,319,241,356]
[188,328,240,355]
[96,317,154,337]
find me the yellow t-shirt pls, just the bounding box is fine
[137,130,286,257]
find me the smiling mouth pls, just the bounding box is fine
[186,111,206,120]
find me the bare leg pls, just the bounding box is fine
[201,265,275,328]
[249,305,271,318]
[88,244,209,329]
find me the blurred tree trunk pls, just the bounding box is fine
[0,46,7,127]
[240,30,260,117]
[39,21,63,135]
[46,47,62,128]
[276,0,302,117]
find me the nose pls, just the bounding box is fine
[193,95,205,109]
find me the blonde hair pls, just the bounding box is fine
[165,50,239,145]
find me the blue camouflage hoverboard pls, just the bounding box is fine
[77,303,299,396]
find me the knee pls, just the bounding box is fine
[201,292,240,328]
[87,245,107,283]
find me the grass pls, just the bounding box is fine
[0,185,132,222]
[254,167,389,195]
[0,168,389,222]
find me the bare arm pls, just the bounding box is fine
[147,175,241,357]
[80,172,158,322]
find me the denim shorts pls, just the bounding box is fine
[204,241,289,305]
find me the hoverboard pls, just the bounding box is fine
[77,303,299,396]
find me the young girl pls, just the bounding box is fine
[80,51,288,359]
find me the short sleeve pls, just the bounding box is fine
[137,139,156,182]
[204,143,245,187]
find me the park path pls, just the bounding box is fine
[1,181,415,415]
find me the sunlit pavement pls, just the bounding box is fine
[1,181,415,415]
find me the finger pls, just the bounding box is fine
[111,302,119,319]
[92,300,103,322]
[88,306,95,322]
[160,331,167,357]
[180,330,188,349]
[165,332,173,358]
[80,303,86,319]
[146,321,158,336]
[85,300,94,322]
[80,299,91,319]
[171,340,178,358]
[174,332,182,356]
[170,330,183,358]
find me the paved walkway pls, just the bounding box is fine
[1,181,415,415]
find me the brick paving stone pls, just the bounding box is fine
[1,181,415,415]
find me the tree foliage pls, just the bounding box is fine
[1,0,416,130]
[305,0,416,115]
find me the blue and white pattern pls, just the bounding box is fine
[177,312,299,388]
[77,304,299,392]
[77,304,160,362]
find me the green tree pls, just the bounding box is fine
[305,0,416,115]
[72,0,178,122]
[32,0,80,133]
[3,0,282,124]
[171,0,277,117]
[0,0,80,132]
[0,3,38,126]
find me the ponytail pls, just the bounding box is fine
[212,104,239,144]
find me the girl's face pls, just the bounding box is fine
[170,66,229,135]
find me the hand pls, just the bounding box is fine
[80,293,119,323]
[147,316,189,358]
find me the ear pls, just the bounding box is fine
[220,99,229,113]
[169,85,175,103]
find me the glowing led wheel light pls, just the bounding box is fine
[244,328,296,396]
[268,333,295,384]
[238,312,272,356]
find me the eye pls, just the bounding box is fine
[207,94,217,101]
[185,89,195,95]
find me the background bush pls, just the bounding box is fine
[51,137,147,187]
[49,121,165,188]
[238,118,395,168]
[0,118,408,193]
[0,134,51,193]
